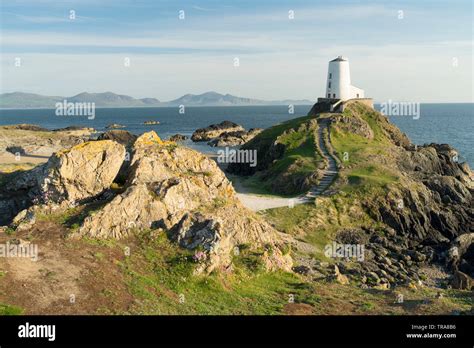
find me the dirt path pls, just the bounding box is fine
[230,118,339,211]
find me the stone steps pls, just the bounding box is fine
[305,118,339,198]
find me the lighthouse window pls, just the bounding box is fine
[329,73,332,79]
[328,82,331,88]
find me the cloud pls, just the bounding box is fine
[1,43,472,103]
[0,1,471,102]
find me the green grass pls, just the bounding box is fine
[253,114,315,142]
[332,105,391,166]
[239,115,323,195]
[330,106,399,193]
[230,174,293,197]
[268,136,320,177]
[262,204,314,234]
[119,232,320,314]
[345,165,399,191]
[0,303,23,315]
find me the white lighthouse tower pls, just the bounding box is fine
[326,56,364,101]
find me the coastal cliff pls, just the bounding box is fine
[228,101,473,290]
[0,102,472,315]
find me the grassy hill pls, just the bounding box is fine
[0,101,472,315]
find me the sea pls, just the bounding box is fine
[0,103,472,166]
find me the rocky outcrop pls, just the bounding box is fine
[227,100,473,289]
[331,113,374,139]
[169,134,188,142]
[2,130,292,274]
[0,124,94,159]
[37,141,126,204]
[65,131,292,274]
[1,124,49,131]
[227,118,321,195]
[362,144,474,245]
[191,121,244,142]
[451,270,473,290]
[77,183,168,239]
[208,128,263,147]
[445,233,474,289]
[0,140,125,224]
[340,102,411,148]
[106,123,126,129]
[169,206,292,274]
[97,130,137,146]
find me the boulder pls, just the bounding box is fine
[330,265,349,285]
[169,134,188,142]
[12,209,36,231]
[191,121,244,142]
[77,183,167,239]
[38,140,125,203]
[208,128,263,147]
[446,233,474,275]
[73,131,292,274]
[97,130,137,146]
[451,270,473,290]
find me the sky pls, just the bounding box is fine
[0,0,472,102]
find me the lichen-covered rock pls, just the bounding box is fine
[76,184,167,239]
[133,130,173,148]
[73,131,292,273]
[208,128,263,147]
[38,140,125,203]
[170,207,292,274]
[0,139,125,224]
[191,121,244,142]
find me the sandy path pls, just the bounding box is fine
[0,152,50,165]
[235,193,307,211]
[217,118,339,211]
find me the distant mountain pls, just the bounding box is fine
[68,92,161,107]
[163,91,312,106]
[164,91,267,106]
[0,92,161,109]
[0,91,312,109]
[0,92,63,108]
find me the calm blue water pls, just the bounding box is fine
[0,104,472,166]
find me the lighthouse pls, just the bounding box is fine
[326,56,364,101]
